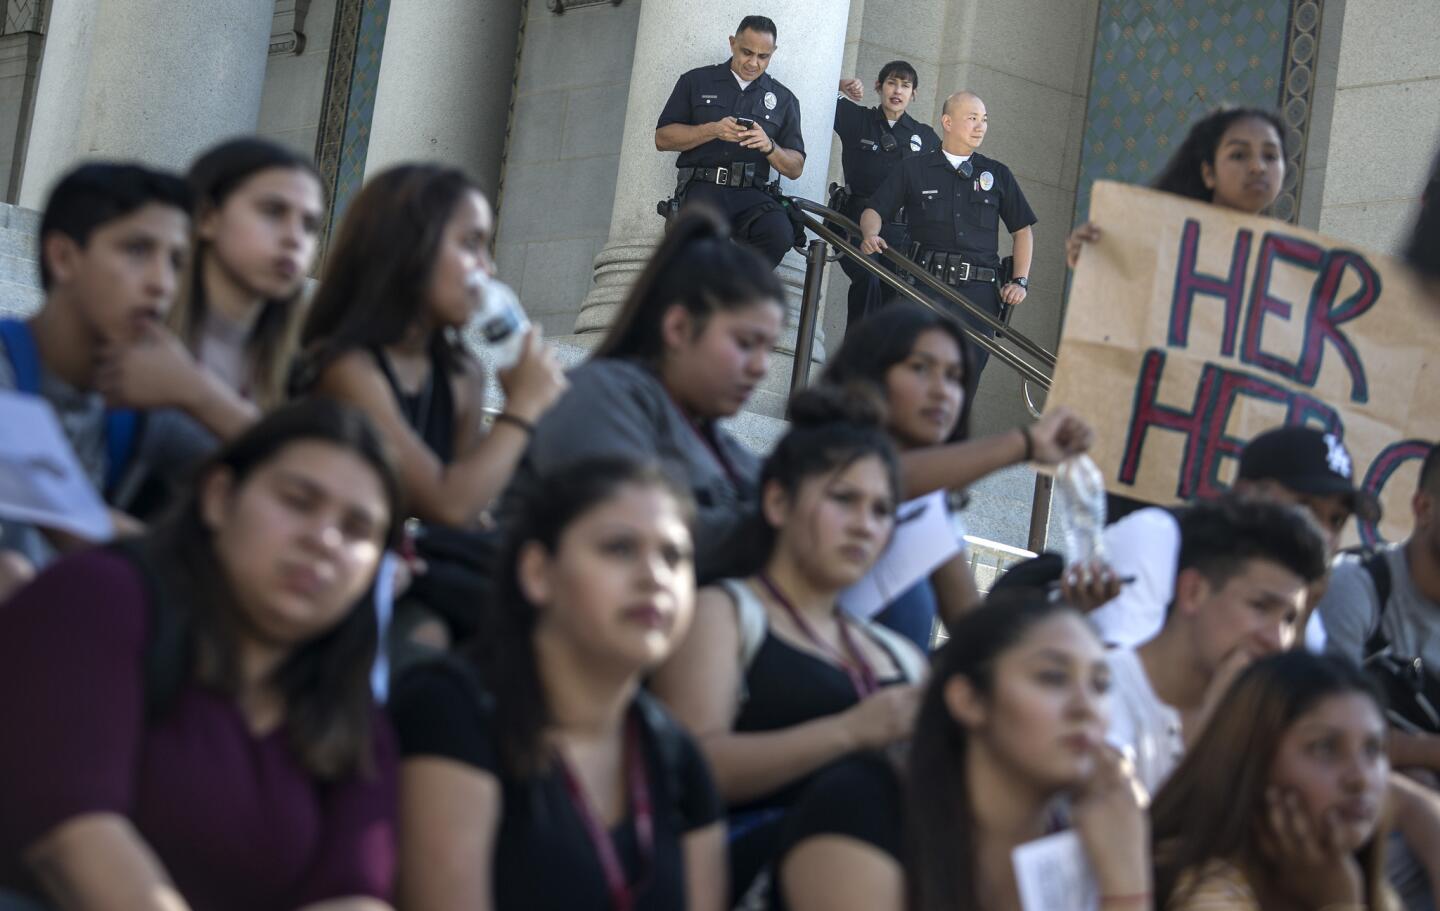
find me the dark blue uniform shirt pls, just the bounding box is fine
[866,149,1036,267]
[656,61,805,170]
[832,97,939,199]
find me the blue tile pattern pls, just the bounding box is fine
[1075,0,1291,224]
[331,0,390,224]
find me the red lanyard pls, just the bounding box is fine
[757,574,880,699]
[556,712,654,911]
[664,388,742,488]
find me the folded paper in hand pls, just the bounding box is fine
[1013,830,1099,911]
[0,391,113,541]
[838,490,962,620]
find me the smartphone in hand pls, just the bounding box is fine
[734,116,757,132]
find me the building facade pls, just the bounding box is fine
[0,0,1434,547]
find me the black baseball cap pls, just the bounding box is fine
[1237,426,1381,523]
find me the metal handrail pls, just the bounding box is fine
[784,197,1057,393]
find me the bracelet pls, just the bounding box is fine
[766,140,776,155]
[1018,425,1035,462]
[492,412,535,436]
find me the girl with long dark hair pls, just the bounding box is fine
[822,303,1099,646]
[1066,106,1286,266]
[651,385,930,903]
[772,589,1150,911]
[391,457,726,911]
[297,163,566,528]
[97,137,328,438]
[1151,652,1394,910]
[0,399,404,910]
[503,205,786,584]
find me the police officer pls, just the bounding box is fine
[833,61,940,334]
[655,15,805,268]
[860,91,1036,382]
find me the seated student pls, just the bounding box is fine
[505,206,783,584]
[1090,425,1377,649]
[1103,495,1327,796]
[390,457,725,911]
[1151,652,1395,911]
[0,399,402,910]
[651,386,930,904]
[773,589,1150,911]
[821,303,1097,647]
[0,163,217,596]
[295,163,568,648]
[97,138,329,515]
[1319,444,1440,773]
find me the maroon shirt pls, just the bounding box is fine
[0,549,397,908]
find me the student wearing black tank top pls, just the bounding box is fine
[651,385,928,904]
[391,458,726,911]
[296,164,567,529]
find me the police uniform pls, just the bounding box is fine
[832,96,939,331]
[657,60,805,267]
[866,149,1036,378]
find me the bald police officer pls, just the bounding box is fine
[861,91,1035,382]
[655,15,805,268]
[833,61,940,334]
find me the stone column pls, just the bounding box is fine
[573,1,852,417]
[18,0,273,208]
[364,0,523,196]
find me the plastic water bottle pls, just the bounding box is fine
[468,270,530,370]
[1054,454,1108,565]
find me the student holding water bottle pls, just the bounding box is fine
[294,164,568,657]
[295,164,567,528]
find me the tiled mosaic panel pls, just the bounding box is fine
[3,0,45,35]
[332,0,390,224]
[1075,0,1291,224]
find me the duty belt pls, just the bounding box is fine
[682,163,771,189]
[914,248,997,285]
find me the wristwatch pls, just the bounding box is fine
[1009,276,1029,289]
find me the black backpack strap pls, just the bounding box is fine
[1360,548,1395,658]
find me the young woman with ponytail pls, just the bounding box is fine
[390,457,726,911]
[503,205,786,584]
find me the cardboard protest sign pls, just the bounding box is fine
[1048,181,1439,545]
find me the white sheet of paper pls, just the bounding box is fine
[838,490,962,621]
[0,390,113,541]
[1012,831,1099,911]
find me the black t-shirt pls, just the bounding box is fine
[832,97,939,201]
[390,659,722,910]
[770,752,905,911]
[656,61,805,170]
[866,150,1037,265]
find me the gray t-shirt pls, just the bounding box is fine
[0,352,108,565]
[0,346,216,566]
[1319,543,1440,668]
[504,357,761,583]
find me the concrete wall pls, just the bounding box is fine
[491,0,642,337]
[257,0,339,158]
[1315,0,1440,255]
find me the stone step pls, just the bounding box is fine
[0,225,38,261]
[0,278,43,318]
[0,202,41,235]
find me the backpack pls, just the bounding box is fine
[0,318,143,498]
[1357,548,1440,733]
